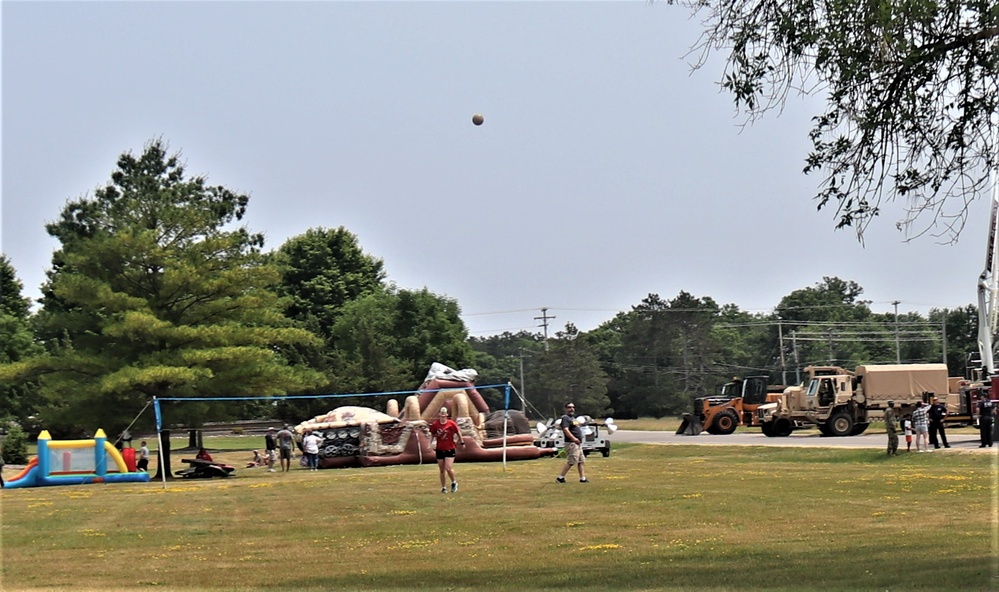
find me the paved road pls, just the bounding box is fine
[611,428,996,453]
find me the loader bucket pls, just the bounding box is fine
[677,413,703,435]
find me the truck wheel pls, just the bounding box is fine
[714,410,739,435]
[702,414,722,435]
[850,422,869,435]
[601,442,611,457]
[773,418,793,437]
[761,421,775,437]
[827,411,854,437]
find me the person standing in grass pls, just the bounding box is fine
[911,401,930,452]
[264,428,278,472]
[902,414,914,452]
[556,402,587,484]
[276,425,295,472]
[302,430,322,471]
[884,401,899,457]
[429,407,465,493]
[137,440,150,471]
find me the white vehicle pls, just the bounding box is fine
[535,415,616,457]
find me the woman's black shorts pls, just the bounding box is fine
[435,449,456,460]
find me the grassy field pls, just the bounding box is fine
[614,417,682,432]
[1,442,995,592]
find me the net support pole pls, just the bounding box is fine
[502,383,511,471]
[154,397,167,490]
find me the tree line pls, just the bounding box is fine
[470,285,978,421]
[0,140,982,438]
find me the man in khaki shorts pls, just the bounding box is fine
[555,402,588,483]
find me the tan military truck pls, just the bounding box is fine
[759,364,951,437]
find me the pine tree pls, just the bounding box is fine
[1,140,324,435]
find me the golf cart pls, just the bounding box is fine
[535,415,617,457]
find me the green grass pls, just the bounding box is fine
[1,444,995,591]
[614,417,683,431]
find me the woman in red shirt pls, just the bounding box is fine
[430,407,465,493]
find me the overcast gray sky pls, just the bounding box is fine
[2,1,991,337]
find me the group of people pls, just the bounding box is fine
[252,425,329,473]
[244,402,593,493]
[114,429,151,471]
[884,392,996,454]
[430,401,593,492]
[261,426,296,472]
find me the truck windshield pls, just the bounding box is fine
[807,379,819,396]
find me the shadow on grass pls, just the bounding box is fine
[256,548,989,592]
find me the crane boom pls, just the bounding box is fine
[978,161,999,378]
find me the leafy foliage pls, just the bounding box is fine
[276,226,386,336]
[316,287,474,403]
[610,292,723,417]
[0,140,324,436]
[673,0,999,241]
[273,227,388,420]
[0,256,42,422]
[523,324,610,419]
[1,422,29,465]
[467,331,547,410]
[931,305,980,375]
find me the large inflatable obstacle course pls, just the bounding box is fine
[3,428,151,489]
[296,363,556,469]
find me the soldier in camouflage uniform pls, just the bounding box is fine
[884,400,899,456]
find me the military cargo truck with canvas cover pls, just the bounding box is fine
[758,364,972,437]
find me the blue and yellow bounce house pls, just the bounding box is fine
[3,428,151,488]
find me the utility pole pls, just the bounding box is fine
[892,300,901,363]
[792,330,801,384]
[519,349,527,408]
[941,317,948,366]
[535,307,555,351]
[827,327,835,365]
[778,320,787,385]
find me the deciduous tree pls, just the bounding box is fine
[273,227,387,419]
[673,0,999,241]
[524,324,610,419]
[0,256,41,422]
[325,287,474,398]
[276,227,386,335]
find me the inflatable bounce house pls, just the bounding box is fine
[3,428,151,489]
[294,363,555,469]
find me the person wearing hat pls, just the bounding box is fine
[884,401,899,456]
[927,394,950,449]
[264,427,278,472]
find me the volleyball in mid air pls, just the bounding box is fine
[472,113,484,126]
